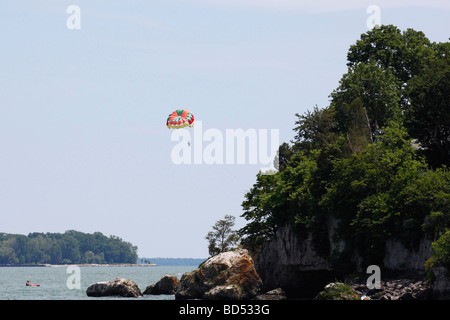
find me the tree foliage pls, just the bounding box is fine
[405,42,450,168]
[346,25,434,86]
[330,61,402,134]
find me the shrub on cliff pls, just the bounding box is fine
[426,230,450,276]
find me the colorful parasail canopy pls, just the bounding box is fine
[166,109,194,129]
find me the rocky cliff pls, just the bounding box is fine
[254,224,333,298]
[253,219,446,298]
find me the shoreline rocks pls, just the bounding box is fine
[84,250,448,300]
[144,275,179,295]
[352,279,433,300]
[254,288,287,300]
[315,279,433,300]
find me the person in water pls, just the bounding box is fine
[26,281,31,286]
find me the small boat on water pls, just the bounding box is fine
[26,281,40,287]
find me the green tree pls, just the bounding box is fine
[345,25,448,167]
[206,215,240,256]
[346,25,434,86]
[239,173,280,253]
[321,123,428,265]
[274,142,294,172]
[292,106,339,154]
[25,235,52,264]
[60,234,81,264]
[330,61,402,135]
[405,42,450,167]
[0,239,19,264]
[426,230,450,271]
[338,98,372,154]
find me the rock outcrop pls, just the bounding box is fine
[254,288,287,300]
[144,275,179,295]
[351,279,433,300]
[86,278,142,298]
[175,249,264,300]
[383,239,432,271]
[315,279,433,300]
[254,221,440,298]
[431,266,450,298]
[254,224,334,298]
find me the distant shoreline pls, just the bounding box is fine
[0,263,158,267]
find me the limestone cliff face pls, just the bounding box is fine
[254,224,333,298]
[254,219,434,298]
[383,238,432,271]
[432,267,450,297]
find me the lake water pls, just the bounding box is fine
[0,266,197,300]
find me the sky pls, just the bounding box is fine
[0,1,449,258]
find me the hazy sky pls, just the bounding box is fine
[1,1,449,258]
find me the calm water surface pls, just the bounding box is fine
[0,266,197,300]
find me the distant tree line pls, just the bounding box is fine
[138,257,206,266]
[0,230,138,265]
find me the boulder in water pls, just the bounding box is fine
[86,278,142,298]
[175,249,263,300]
